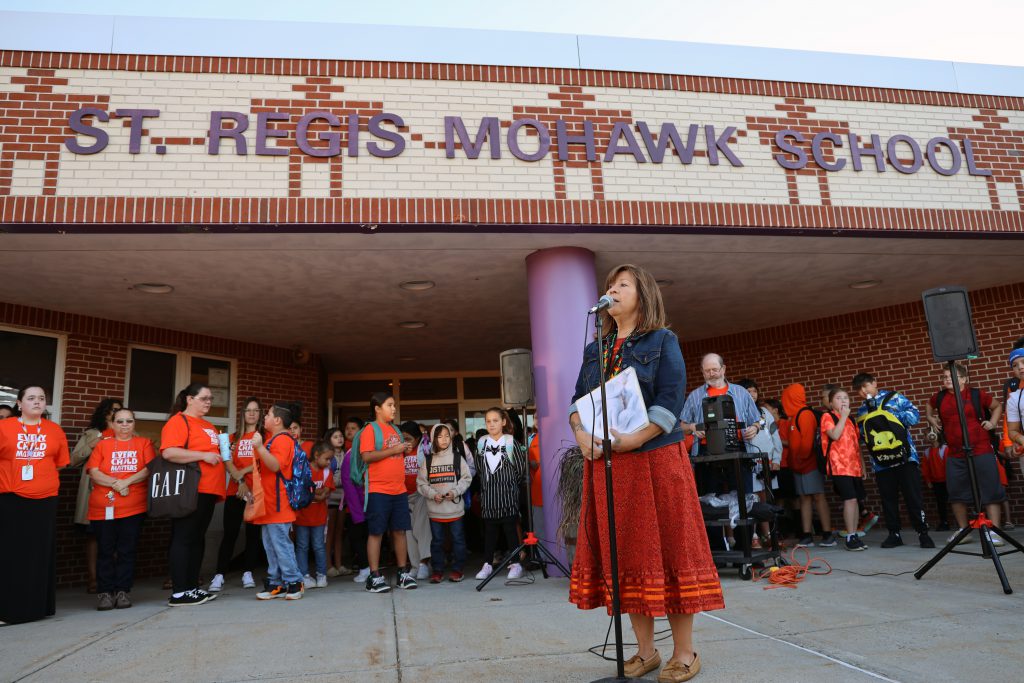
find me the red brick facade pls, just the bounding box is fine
[0,301,324,586]
[681,282,1024,528]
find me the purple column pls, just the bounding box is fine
[526,247,597,574]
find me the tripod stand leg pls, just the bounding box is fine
[533,539,572,577]
[990,526,1024,553]
[915,525,972,580]
[979,529,1012,594]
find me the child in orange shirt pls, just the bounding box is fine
[295,441,335,589]
[820,389,866,551]
[252,401,304,601]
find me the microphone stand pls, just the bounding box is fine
[592,312,628,683]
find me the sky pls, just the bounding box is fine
[3,0,1023,66]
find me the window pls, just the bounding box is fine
[0,326,66,423]
[126,346,236,442]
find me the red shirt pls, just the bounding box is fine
[294,464,334,527]
[0,418,69,498]
[362,423,406,495]
[528,434,543,506]
[86,436,155,519]
[252,432,295,524]
[930,388,995,458]
[160,413,226,500]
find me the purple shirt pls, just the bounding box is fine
[340,449,366,523]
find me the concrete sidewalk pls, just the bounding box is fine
[3,528,1024,683]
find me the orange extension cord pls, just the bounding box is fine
[752,546,832,589]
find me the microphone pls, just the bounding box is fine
[588,295,615,314]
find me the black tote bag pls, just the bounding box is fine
[148,414,201,519]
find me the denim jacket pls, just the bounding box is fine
[569,327,686,453]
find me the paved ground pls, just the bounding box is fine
[4,528,1024,683]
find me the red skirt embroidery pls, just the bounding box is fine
[569,440,725,617]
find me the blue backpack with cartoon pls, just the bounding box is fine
[267,433,316,511]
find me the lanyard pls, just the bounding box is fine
[19,419,42,457]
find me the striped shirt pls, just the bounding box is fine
[475,435,526,519]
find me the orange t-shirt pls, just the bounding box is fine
[295,464,334,527]
[86,436,155,520]
[252,432,295,524]
[227,430,259,496]
[778,418,791,468]
[0,418,69,498]
[160,413,226,500]
[820,412,863,478]
[361,422,406,495]
[528,435,543,506]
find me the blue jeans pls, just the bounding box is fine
[261,523,302,586]
[294,524,327,577]
[429,518,466,572]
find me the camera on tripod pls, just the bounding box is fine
[700,394,745,456]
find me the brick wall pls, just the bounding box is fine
[680,281,1024,530]
[0,301,325,586]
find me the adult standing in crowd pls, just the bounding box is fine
[927,364,1005,546]
[0,385,70,624]
[71,397,121,594]
[570,264,723,682]
[781,383,838,547]
[0,405,13,419]
[210,397,264,593]
[86,407,155,609]
[160,382,225,607]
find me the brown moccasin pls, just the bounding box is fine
[657,652,701,682]
[623,649,661,678]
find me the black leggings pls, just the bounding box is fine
[216,495,262,575]
[169,493,217,593]
[876,463,928,534]
[932,482,949,525]
[482,516,520,564]
[349,520,368,570]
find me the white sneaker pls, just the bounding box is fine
[316,573,328,588]
[353,567,371,583]
[507,563,524,579]
[241,571,256,589]
[208,574,224,593]
[986,530,1006,547]
[948,529,973,545]
[302,574,316,590]
[475,562,493,580]
[416,563,431,580]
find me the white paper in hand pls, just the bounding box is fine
[578,366,650,440]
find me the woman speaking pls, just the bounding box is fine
[568,264,723,682]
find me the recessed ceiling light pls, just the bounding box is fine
[849,280,881,290]
[400,280,435,291]
[398,356,417,361]
[132,283,174,294]
[397,321,427,329]
[656,278,674,287]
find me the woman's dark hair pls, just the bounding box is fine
[599,263,667,335]
[431,423,452,453]
[485,407,513,435]
[310,439,334,459]
[112,407,136,422]
[270,401,302,427]
[88,397,123,432]
[369,392,394,420]
[171,382,210,414]
[14,385,47,417]
[736,378,759,393]
[762,398,786,420]
[344,416,365,429]
[236,396,263,444]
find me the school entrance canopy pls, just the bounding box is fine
[3,11,1024,576]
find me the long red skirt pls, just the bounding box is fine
[569,440,724,617]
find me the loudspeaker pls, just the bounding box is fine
[922,286,979,362]
[499,348,535,406]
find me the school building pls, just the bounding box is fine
[2,12,1023,584]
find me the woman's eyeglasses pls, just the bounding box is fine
[114,419,135,424]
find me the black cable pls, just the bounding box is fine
[831,568,916,577]
[587,616,674,661]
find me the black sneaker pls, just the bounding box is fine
[397,569,418,590]
[284,581,304,600]
[881,532,903,548]
[919,532,936,549]
[845,535,867,551]
[168,589,212,607]
[819,532,839,547]
[797,535,815,547]
[366,572,391,593]
[194,588,217,602]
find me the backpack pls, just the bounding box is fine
[793,407,828,475]
[934,387,1001,454]
[424,440,464,480]
[349,421,399,508]
[266,433,316,511]
[856,393,911,467]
